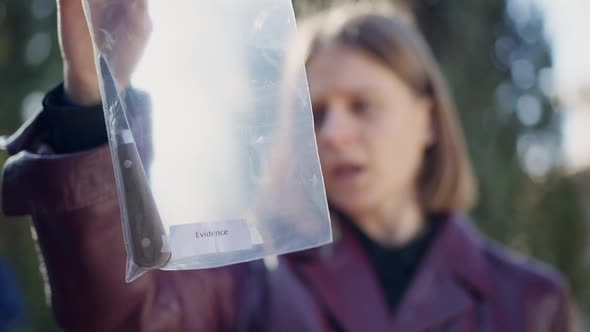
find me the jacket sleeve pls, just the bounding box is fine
[0,86,267,331]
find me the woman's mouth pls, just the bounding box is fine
[330,163,365,184]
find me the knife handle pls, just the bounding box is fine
[117,142,171,268]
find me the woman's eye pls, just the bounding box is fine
[312,104,327,127]
[351,98,372,115]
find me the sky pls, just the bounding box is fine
[528,0,590,170]
[534,0,590,92]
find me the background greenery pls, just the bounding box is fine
[0,0,588,330]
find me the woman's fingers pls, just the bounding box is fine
[58,0,151,105]
[58,0,101,105]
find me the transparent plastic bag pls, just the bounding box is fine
[82,0,332,282]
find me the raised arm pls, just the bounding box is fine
[0,1,266,330]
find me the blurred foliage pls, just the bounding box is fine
[1,0,63,330]
[0,0,588,330]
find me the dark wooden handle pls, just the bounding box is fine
[117,143,171,268]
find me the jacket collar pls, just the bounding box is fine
[392,214,493,331]
[291,214,493,332]
[439,214,494,299]
[290,217,394,331]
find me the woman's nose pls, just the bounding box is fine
[318,107,357,148]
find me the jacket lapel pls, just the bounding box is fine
[393,215,493,332]
[294,222,395,331]
[392,245,472,332]
[292,214,493,332]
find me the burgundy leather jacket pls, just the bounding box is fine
[1,109,577,331]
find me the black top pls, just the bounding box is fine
[44,84,108,154]
[44,84,440,313]
[336,210,441,313]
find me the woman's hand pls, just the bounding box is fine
[58,0,151,106]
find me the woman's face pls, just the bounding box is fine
[307,45,433,217]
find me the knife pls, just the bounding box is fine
[99,55,172,269]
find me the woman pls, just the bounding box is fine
[0,1,575,331]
